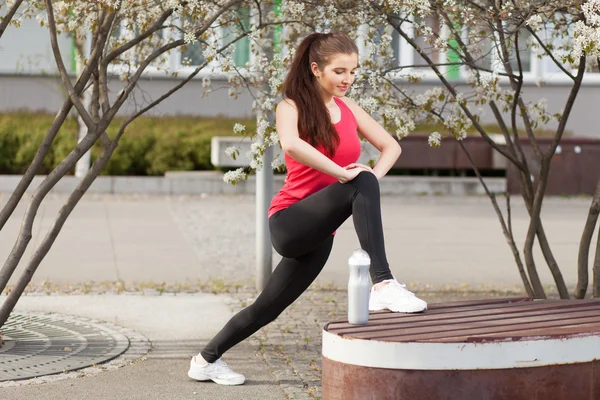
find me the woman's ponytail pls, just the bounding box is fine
[282,33,340,156]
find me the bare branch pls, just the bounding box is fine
[104,0,248,123]
[384,62,516,78]
[594,222,600,298]
[524,27,576,80]
[494,17,544,161]
[0,27,108,235]
[457,141,534,297]
[102,9,174,66]
[547,55,587,156]
[437,10,527,174]
[98,63,111,115]
[387,15,525,168]
[45,0,96,128]
[0,0,24,39]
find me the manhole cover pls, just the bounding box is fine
[0,312,130,381]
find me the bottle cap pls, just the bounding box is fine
[348,249,370,266]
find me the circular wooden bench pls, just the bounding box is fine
[322,297,600,400]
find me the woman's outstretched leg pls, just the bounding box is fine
[188,235,334,385]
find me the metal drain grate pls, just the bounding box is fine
[0,312,130,381]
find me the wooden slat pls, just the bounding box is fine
[364,297,535,321]
[328,300,598,333]
[348,309,600,340]
[329,307,600,337]
[428,322,600,342]
[425,297,532,310]
[404,317,600,343]
[330,299,567,326]
[326,299,600,343]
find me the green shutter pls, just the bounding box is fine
[446,23,461,80]
[234,37,249,66]
[274,0,282,54]
[233,7,250,67]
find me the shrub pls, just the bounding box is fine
[0,112,256,176]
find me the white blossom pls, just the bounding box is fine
[526,15,543,30]
[428,132,442,147]
[569,0,600,60]
[358,97,378,114]
[233,123,246,135]
[395,115,416,139]
[223,168,247,185]
[284,1,305,20]
[225,146,239,158]
[202,46,218,61]
[271,155,285,170]
[184,32,197,44]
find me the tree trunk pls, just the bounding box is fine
[517,162,569,298]
[593,223,600,298]
[0,100,76,231]
[0,125,105,294]
[74,35,92,178]
[0,135,114,326]
[576,180,600,298]
[522,163,551,299]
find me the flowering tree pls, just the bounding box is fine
[366,0,600,299]
[225,0,600,299]
[0,0,298,327]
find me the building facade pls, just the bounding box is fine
[1,12,598,137]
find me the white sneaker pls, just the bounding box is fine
[369,279,427,313]
[187,357,246,385]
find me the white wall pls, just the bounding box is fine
[0,6,73,75]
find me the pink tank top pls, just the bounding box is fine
[268,97,361,217]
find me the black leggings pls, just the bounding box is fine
[201,171,394,363]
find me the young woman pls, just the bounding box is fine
[188,31,427,386]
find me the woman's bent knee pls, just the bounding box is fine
[352,171,380,192]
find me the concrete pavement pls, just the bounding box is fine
[2,294,287,400]
[0,192,595,290]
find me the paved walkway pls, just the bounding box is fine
[0,193,594,289]
[0,192,596,399]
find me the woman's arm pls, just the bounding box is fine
[341,97,402,180]
[276,100,358,183]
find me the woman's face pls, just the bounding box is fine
[311,52,358,98]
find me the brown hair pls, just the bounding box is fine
[282,32,359,156]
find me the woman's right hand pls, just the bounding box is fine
[339,166,364,184]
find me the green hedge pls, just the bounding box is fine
[0,112,256,176]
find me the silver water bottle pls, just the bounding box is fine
[348,249,371,325]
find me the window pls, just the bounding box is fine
[413,15,444,66]
[507,28,533,73]
[463,23,537,80]
[178,11,250,71]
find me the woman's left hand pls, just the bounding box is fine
[344,163,375,175]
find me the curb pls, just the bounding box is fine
[0,173,506,196]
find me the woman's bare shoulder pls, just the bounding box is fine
[277,98,298,110]
[276,99,299,118]
[338,96,359,111]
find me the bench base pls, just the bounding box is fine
[322,356,600,400]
